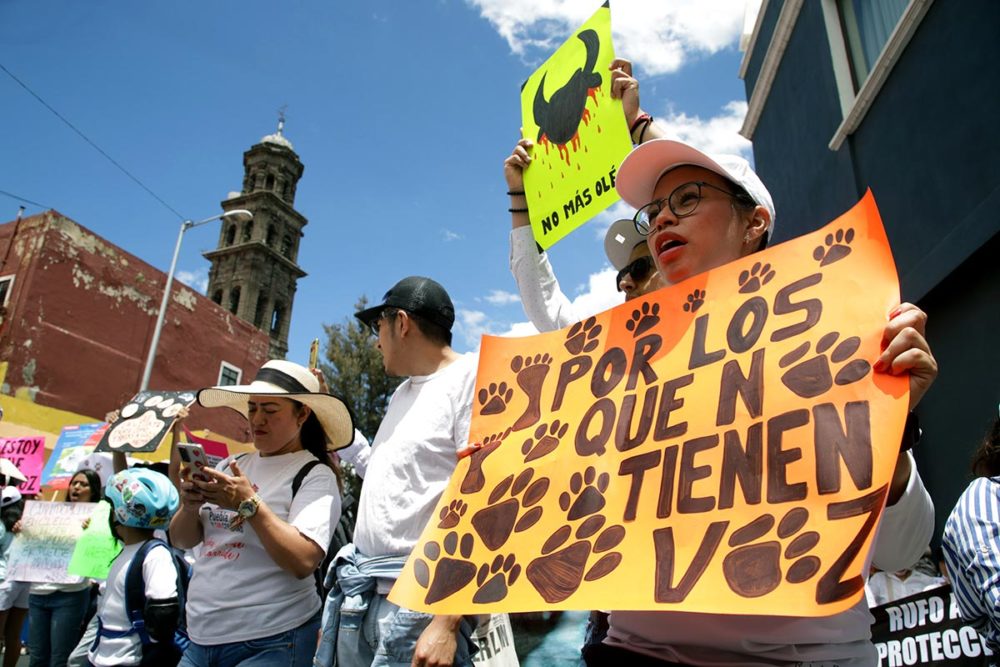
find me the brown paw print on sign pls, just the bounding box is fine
[478,382,513,416]
[683,289,705,313]
[472,553,522,604]
[813,228,855,266]
[521,420,569,463]
[471,468,549,550]
[625,302,660,337]
[779,332,871,399]
[511,354,553,431]
[564,316,602,355]
[738,262,775,294]
[722,508,821,598]
[525,466,625,603]
[460,428,512,495]
[437,499,467,529]
[414,531,477,604]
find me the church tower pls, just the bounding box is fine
[204,115,307,359]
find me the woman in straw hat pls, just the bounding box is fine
[170,359,354,667]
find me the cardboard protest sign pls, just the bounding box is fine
[7,501,95,583]
[95,390,196,453]
[391,192,910,616]
[871,584,993,665]
[67,501,122,579]
[0,436,45,495]
[42,423,108,489]
[520,1,632,250]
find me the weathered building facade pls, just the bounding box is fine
[0,210,271,440]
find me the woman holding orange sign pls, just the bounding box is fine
[580,139,938,666]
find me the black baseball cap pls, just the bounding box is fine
[355,276,455,332]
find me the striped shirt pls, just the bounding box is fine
[943,476,1000,652]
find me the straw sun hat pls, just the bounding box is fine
[197,360,355,451]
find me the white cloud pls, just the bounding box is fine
[658,100,752,158]
[465,1,746,75]
[442,229,462,242]
[483,289,521,306]
[455,309,494,349]
[175,267,208,294]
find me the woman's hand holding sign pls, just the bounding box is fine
[876,303,937,411]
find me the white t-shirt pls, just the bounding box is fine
[337,429,371,478]
[354,353,476,571]
[605,452,934,666]
[89,541,178,666]
[186,450,341,645]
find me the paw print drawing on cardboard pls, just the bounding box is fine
[779,332,871,399]
[722,508,821,598]
[460,428,512,495]
[564,316,602,355]
[511,353,553,431]
[471,468,549,550]
[478,382,513,416]
[813,228,855,266]
[526,468,625,603]
[625,302,660,337]
[414,531,478,605]
[738,262,776,294]
[560,466,609,520]
[472,553,522,604]
[438,499,468,529]
[521,420,569,463]
[683,289,705,313]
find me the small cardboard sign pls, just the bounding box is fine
[7,501,96,583]
[95,390,196,453]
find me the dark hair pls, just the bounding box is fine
[971,416,1000,478]
[724,179,768,253]
[1,498,24,531]
[71,469,103,503]
[387,308,452,347]
[292,402,344,493]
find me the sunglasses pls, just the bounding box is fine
[616,256,654,292]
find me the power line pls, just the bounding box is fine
[0,189,51,210]
[0,62,187,221]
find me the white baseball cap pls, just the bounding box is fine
[616,140,776,241]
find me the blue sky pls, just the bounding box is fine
[1,1,758,362]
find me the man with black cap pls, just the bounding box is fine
[316,276,479,667]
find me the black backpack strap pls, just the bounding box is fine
[123,538,170,645]
[291,459,323,498]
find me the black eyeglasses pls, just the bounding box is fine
[367,309,399,337]
[633,181,749,236]
[616,255,654,292]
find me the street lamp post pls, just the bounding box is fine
[139,209,253,391]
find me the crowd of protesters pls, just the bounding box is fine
[0,54,996,667]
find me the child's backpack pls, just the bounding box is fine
[121,538,191,666]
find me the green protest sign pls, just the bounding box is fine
[68,502,122,579]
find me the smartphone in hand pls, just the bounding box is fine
[177,442,210,482]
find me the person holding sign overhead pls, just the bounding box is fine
[576,138,938,666]
[504,58,671,333]
[170,359,353,667]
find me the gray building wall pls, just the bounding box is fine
[744,0,1000,539]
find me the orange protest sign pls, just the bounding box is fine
[390,192,909,617]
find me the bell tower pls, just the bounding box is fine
[204,113,307,359]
